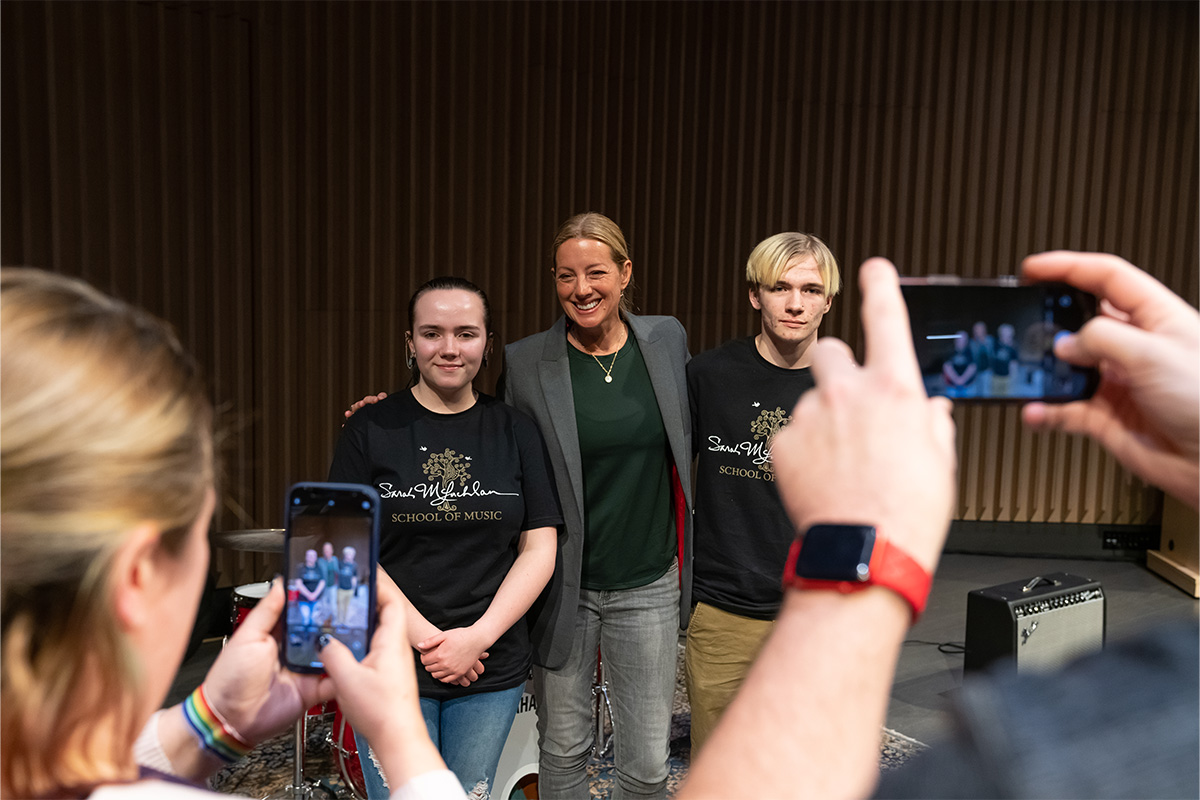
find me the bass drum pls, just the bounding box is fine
[495,678,539,799]
[331,706,367,800]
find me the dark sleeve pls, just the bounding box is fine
[875,622,1200,799]
[328,418,371,483]
[513,410,563,531]
[686,358,700,457]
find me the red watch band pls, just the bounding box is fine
[782,532,932,622]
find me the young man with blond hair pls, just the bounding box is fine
[684,231,840,754]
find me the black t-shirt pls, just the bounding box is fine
[329,391,562,698]
[945,350,975,382]
[337,560,358,590]
[300,565,323,595]
[992,342,1018,376]
[687,336,816,620]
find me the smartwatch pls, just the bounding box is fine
[782,524,932,622]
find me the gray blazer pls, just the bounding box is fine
[501,313,694,670]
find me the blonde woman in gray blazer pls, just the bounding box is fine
[500,212,694,800]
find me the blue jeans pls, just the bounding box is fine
[534,561,680,800]
[354,682,524,799]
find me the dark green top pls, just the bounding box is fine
[569,332,675,590]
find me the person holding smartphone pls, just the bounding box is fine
[0,268,460,800]
[330,277,560,799]
[682,252,1198,799]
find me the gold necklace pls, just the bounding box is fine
[569,325,626,384]
[592,349,620,383]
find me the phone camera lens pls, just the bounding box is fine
[1058,295,1072,308]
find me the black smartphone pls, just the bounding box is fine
[283,482,380,673]
[899,277,1100,403]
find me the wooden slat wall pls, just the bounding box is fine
[4,1,1196,557]
[0,1,265,583]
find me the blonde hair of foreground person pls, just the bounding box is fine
[1,267,214,798]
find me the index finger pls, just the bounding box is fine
[1021,251,1188,330]
[858,258,923,384]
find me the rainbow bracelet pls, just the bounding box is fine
[182,685,253,763]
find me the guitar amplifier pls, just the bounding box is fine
[964,572,1105,674]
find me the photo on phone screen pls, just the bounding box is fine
[899,279,1100,403]
[284,482,380,673]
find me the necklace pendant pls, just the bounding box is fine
[604,375,613,383]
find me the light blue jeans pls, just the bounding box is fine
[534,561,680,800]
[354,682,524,799]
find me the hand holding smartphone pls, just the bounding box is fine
[899,277,1100,403]
[283,482,380,673]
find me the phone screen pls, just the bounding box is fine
[283,482,380,672]
[900,280,1100,402]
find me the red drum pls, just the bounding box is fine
[331,707,367,800]
[230,581,271,631]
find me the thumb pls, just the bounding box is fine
[230,578,285,639]
[416,631,446,651]
[1056,316,1155,371]
[319,637,356,680]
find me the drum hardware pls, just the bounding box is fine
[227,583,334,800]
[592,653,614,759]
[325,708,367,800]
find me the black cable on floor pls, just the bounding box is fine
[903,639,966,655]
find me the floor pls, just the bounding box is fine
[168,554,1200,748]
[887,553,1199,745]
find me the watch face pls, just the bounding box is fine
[795,525,876,582]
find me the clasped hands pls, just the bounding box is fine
[416,626,492,686]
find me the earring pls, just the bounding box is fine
[483,354,490,367]
[406,352,414,369]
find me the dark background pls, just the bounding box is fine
[3,1,1196,584]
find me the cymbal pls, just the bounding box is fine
[213,528,285,553]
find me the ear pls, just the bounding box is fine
[823,294,833,313]
[748,286,763,311]
[485,332,495,358]
[110,522,167,634]
[619,260,633,291]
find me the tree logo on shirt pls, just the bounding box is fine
[749,407,789,474]
[422,448,471,512]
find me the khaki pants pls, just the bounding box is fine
[684,601,774,756]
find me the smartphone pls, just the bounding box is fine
[899,277,1100,403]
[283,482,380,673]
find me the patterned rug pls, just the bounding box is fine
[211,644,927,798]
